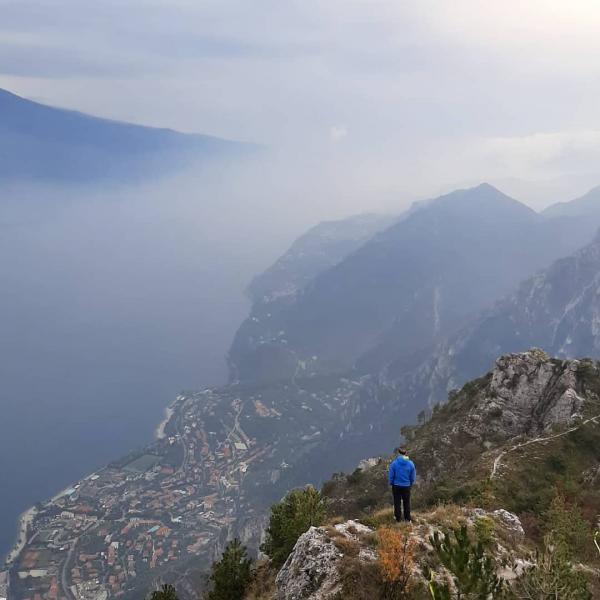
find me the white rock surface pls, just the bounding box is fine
[492,509,525,538]
[357,457,379,472]
[275,521,374,600]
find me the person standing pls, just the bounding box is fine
[388,447,416,522]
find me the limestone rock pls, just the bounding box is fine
[275,509,528,600]
[356,457,379,472]
[275,521,374,600]
[492,509,525,538]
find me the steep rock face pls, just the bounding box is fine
[457,350,587,440]
[391,235,600,410]
[489,353,585,432]
[229,184,598,385]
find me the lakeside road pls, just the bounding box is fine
[4,506,37,566]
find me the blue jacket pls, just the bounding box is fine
[389,455,416,487]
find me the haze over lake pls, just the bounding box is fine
[0,176,308,558]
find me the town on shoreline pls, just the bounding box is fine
[4,374,358,600]
[3,389,259,600]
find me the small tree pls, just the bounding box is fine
[207,539,252,600]
[424,525,505,599]
[260,486,326,567]
[512,535,591,600]
[542,492,594,561]
[377,527,416,598]
[150,584,178,600]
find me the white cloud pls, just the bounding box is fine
[2,0,600,204]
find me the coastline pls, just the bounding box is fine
[4,505,37,566]
[155,405,175,440]
[5,398,178,569]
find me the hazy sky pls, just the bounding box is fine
[2,0,600,206]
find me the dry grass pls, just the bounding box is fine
[361,506,395,528]
[332,536,360,557]
[422,503,466,530]
[337,556,386,600]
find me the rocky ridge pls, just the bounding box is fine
[271,350,600,599]
[273,507,529,600]
[324,350,600,522]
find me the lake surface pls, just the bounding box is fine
[0,182,296,559]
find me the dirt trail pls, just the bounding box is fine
[490,414,600,480]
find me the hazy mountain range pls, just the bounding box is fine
[223,182,600,478]
[229,183,600,385]
[0,87,250,184]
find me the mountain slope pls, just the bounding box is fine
[229,184,595,384]
[246,213,395,304]
[326,350,600,520]
[0,88,249,183]
[269,350,600,600]
[393,232,600,413]
[543,185,600,218]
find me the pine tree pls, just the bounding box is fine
[542,491,593,561]
[425,525,505,599]
[149,584,178,600]
[207,539,252,600]
[260,486,326,567]
[513,535,591,600]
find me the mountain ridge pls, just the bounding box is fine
[273,350,600,599]
[229,183,600,385]
[0,87,252,183]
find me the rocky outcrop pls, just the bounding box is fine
[275,520,374,600]
[274,509,527,600]
[471,350,587,437]
[396,350,600,494]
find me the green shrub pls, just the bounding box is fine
[542,491,595,561]
[512,536,591,600]
[260,485,326,567]
[424,525,506,599]
[473,517,495,548]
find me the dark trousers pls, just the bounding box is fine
[392,485,411,522]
